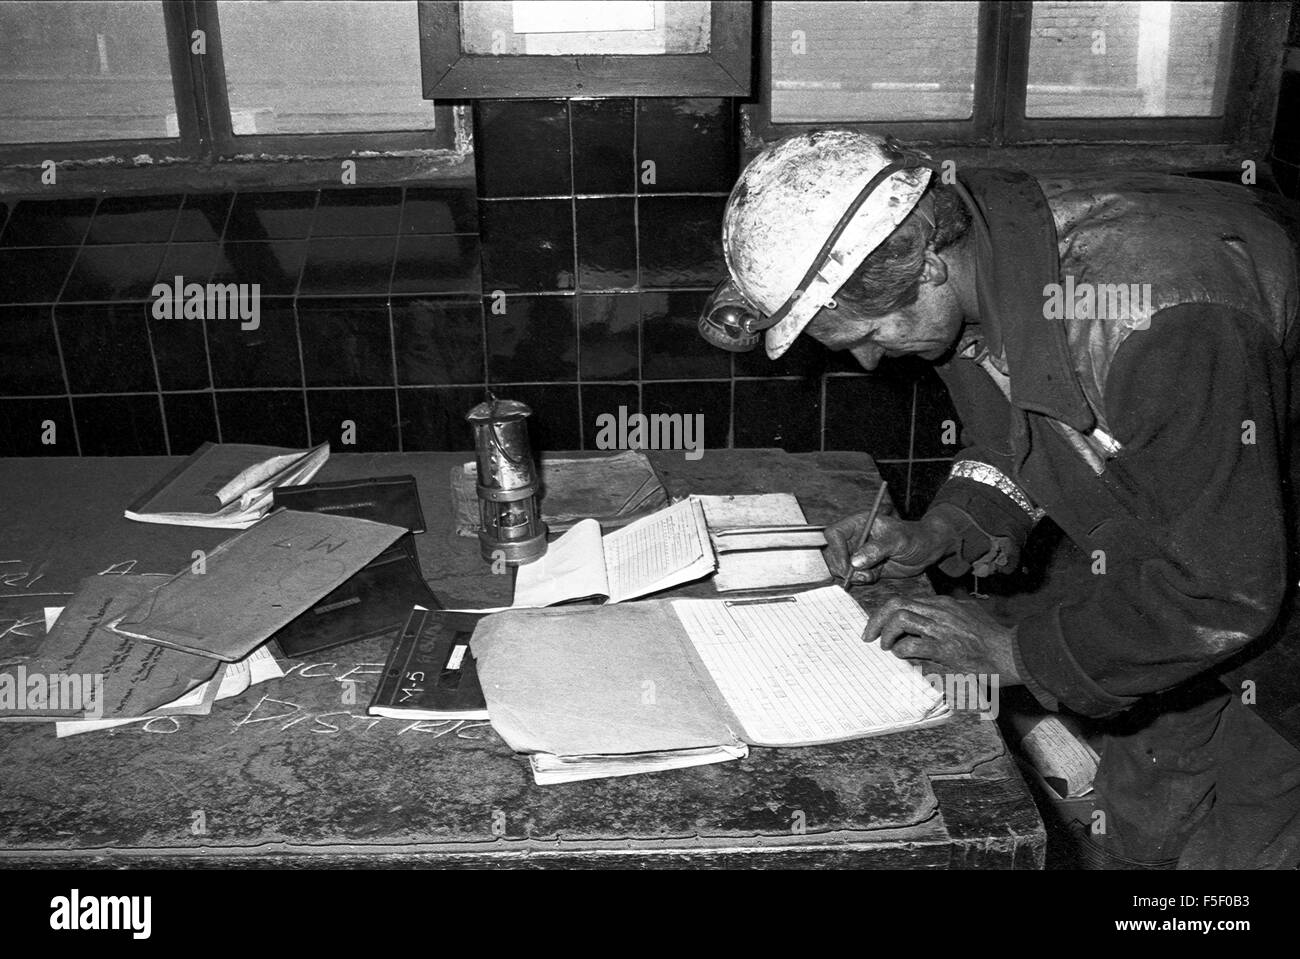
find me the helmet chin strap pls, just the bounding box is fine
[756,153,935,333]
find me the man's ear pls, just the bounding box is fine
[919,248,949,287]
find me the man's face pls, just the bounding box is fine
[802,274,965,371]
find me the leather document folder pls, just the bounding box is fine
[273,533,441,658]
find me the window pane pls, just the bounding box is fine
[770,1,979,123]
[0,0,174,144]
[218,0,435,135]
[1027,1,1237,117]
[459,1,711,56]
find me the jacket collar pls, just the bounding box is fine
[957,168,1096,434]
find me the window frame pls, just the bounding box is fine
[0,0,471,191]
[745,0,1290,158]
[417,0,753,99]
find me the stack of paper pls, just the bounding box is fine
[0,510,407,733]
[124,441,330,529]
[509,493,831,609]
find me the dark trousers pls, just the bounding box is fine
[979,527,1300,869]
[1082,678,1300,869]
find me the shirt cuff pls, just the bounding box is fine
[929,461,1039,577]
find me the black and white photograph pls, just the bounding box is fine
[0,0,1296,938]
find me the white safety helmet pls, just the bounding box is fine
[720,131,933,359]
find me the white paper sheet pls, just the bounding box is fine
[603,497,712,602]
[511,518,608,608]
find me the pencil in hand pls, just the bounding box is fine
[840,481,888,591]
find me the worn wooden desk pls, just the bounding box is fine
[0,449,1043,868]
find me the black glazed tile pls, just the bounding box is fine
[148,303,212,392]
[636,99,736,193]
[907,460,955,519]
[392,296,484,386]
[822,340,872,373]
[153,242,219,289]
[61,244,168,301]
[390,234,481,295]
[206,297,301,389]
[474,100,572,198]
[1275,159,1300,200]
[874,461,911,516]
[84,194,182,244]
[225,191,318,241]
[581,383,639,450]
[298,237,396,296]
[479,200,574,293]
[572,99,635,195]
[207,240,306,296]
[0,202,7,237]
[0,397,77,456]
[823,374,915,460]
[912,368,961,458]
[0,247,77,305]
[172,193,234,243]
[493,383,580,452]
[306,388,399,452]
[312,188,403,237]
[637,196,727,287]
[0,198,96,248]
[73,394,167,456]
[733,330,829,378]
[578,293,639,381]
[640,291,731,380]
[297,297,395,387]
[55,302,158,394]
[162,392,219,452]
[732,379,822,453]
[1273,71,1300,163]
[641,381,730,453]
[397,386,481,451]
[0,305,64,396]
[576,197,636,290]
[486,295,577,383]
[215,390,308,447]
[401,185,478,234]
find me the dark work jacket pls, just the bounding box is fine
[928,169,1300,737]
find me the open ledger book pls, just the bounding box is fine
[511,494,831,607]
[513,496,716,606]
[472,585,951,784]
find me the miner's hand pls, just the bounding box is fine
[863,595,1022,684]
[824,509,961,585]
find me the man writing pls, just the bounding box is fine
[702,131,1300,868]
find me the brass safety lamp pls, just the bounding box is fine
[466,396,548,566]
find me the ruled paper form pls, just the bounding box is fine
[671,586,949,746]
[604,497,713,603]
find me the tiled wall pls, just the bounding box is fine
[469,97,959,515]
[0,96,969,518]
[0,186,483,458]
